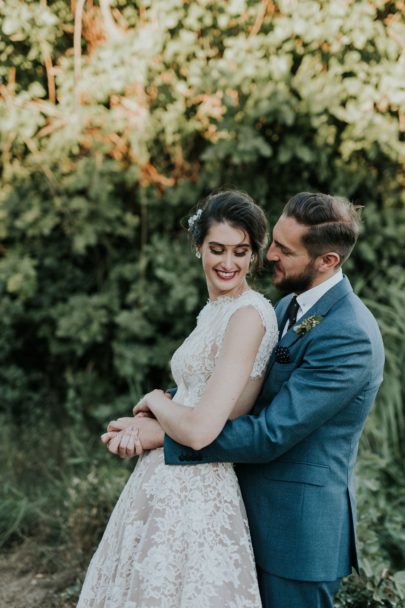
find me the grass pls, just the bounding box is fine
[0,414,132,606]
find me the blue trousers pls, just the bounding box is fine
[257,567,342,608]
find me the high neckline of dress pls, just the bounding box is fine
[208,288,253,305]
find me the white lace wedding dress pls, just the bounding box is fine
[77,289,278,608]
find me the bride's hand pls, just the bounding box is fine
[132,396,150,417]
[132,390,164,415]
[106,416,137,433]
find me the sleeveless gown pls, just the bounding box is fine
[77,289,278,608]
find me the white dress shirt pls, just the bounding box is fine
[281,269,343,337]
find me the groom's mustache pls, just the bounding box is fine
[267,261,282,274]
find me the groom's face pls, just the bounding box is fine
[266,215,316,294]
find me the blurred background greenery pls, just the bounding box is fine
[0,0,404,605]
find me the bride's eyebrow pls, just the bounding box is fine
[208,241,251,248]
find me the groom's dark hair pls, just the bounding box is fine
[283,192,362,265]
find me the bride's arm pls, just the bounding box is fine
[135,307,265,451]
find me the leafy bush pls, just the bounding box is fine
[1,0,403,444]
[0,415,129,550]
[0,0,404,604]
[336,451,405,607]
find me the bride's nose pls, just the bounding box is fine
[221,251,234,269]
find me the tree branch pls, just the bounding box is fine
[74,0,87,95]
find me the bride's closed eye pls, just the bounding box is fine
[209,247,249,257]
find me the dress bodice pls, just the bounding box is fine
[170,289,278,407]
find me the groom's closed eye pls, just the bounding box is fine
[274,241,293,256]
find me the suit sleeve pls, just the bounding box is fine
[164,326,379,465]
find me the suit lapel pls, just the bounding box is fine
[264,296,294,370]
[271,276,353,362]
[276,296,293,339]
[253,276,353,413]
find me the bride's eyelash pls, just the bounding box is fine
[209,248,247,257]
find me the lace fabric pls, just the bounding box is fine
[77,290,278,608]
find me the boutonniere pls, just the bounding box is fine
[294,315,324,335]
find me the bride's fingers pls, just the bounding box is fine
[100,431,116,444]
[107,420,122,432]
[132,398,149,416]
[107,418,131,432]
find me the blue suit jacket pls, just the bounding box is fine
[164,277,384,582]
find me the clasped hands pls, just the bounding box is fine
[100,390,167,458]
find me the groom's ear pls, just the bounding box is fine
[315,251,341,273]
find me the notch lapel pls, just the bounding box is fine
[276,296,294,339]
[270,276,353,366]
[264,295,295,370]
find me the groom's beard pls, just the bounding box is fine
[272,260,317,295]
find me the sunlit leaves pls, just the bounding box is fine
[0,0,403,450]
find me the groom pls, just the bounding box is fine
[106,192,384,608]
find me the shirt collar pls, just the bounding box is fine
[296,269,343,315]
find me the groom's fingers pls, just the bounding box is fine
[118,433,131,458]
[107,433,122,454]
[112,427,143,458]
[124,432,136,458]
[134,431,144,457]
[102,425,143,458]
[130,428,144,457]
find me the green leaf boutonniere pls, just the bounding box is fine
[294,315,324,335]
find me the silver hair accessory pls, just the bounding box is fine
[188,208,203,231]
[195,251,201,259]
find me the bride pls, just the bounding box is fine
[77,190,278,608]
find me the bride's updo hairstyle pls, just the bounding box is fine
[187,190,268,275]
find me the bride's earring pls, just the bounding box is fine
[195,251,201,259]
[248,255,255,275]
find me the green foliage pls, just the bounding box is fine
[336,451,405,607]
[0,415,130,556]
[0,0,404,604]
[1,0,403,436]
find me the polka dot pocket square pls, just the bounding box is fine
[274,345,292,364]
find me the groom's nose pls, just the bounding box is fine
[266,241,278,261]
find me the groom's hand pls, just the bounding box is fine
[135,416,165,451]
[102,416,164,457]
